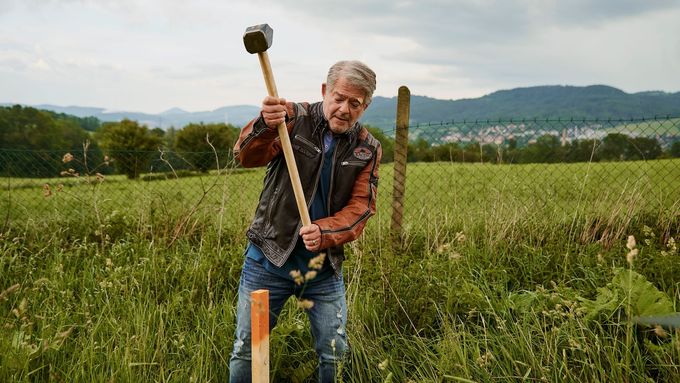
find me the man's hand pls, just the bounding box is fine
[300,224,321,252]
[261,96,287,129]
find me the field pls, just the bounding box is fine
[1,159,679,382]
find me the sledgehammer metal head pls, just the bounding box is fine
[243,24,274,54]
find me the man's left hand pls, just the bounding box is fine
[300,224,321,251]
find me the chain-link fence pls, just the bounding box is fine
[383,115,680,243]
[2,116,679,240]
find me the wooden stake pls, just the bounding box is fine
[391,86,410,249]
[251,289,269,383]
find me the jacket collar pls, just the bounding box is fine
[310,102,361,140]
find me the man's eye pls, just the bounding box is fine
[350,102,361,108]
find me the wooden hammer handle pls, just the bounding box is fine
[256,51,312,227]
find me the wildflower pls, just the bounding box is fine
[454,231,466,243]
[626,235,636,250]
[62,153,74,163]
[105,258,113,267]
[289,270,304,286]
[661,237,677,257]
[308,253,326,270]
[643,226,655,246]
[378,359,389,370]
[43,183,52,197]
[304,270,318,281]
[297,299,314,310]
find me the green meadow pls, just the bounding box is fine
[1,159,679,382]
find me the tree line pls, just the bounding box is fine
[1,105,679,179]
[0,105,240,178]
[367,127,680,164]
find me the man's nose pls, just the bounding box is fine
[338,100,350,113]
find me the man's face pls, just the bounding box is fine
[321,77,369,134]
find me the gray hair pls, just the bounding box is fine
[326,60,377,106]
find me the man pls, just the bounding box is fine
[229,60,381,382]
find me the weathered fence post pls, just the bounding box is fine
[391,86,410,249]
[251,289,269,383]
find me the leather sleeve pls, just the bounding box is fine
[233,102,297,168]
[314,139,382,248]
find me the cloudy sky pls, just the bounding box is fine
[1,0,679,114]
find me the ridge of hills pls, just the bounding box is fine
[3,85,679,131]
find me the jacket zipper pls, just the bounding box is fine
[341,160,366,166]
[295,135,321,154]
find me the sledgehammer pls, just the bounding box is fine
[243,23,312,228]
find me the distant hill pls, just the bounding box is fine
[362,85,680,130]
[0,104,261,129]
[3,85,678,131]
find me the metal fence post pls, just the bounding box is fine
[391,86,410,248]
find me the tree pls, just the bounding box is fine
[408,138,433,162]
[670,141,680,158]
[627,136,662,160]
[564,139,599,163]
[0,105,93,177]
[174,123,240,172]
[519,135,562,163]
[598,133,630,161]
[96,119,162,179]
[366,126,394,163]
[432,142,463,162]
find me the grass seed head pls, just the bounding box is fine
[296,299,314,310]
[43,183,52,197]
[289,270,304,286]
[654,325,668,338]
[308,253,326,270]
[304,270,318,281]
[0,284,21,300]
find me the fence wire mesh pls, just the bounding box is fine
[1,117,679,239]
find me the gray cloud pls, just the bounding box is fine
[2,0,678,112]
[277,0,680,44]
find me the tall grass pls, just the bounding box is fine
[1,160,679,382]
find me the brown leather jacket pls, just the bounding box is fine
[234,101,381,273]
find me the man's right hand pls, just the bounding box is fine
[261,96,287,129]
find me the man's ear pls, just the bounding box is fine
[321,83,327,97]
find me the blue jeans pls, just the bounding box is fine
[229,257,348,382]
